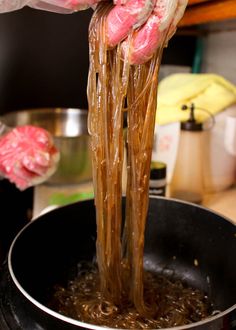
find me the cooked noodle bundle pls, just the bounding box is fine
[87,2,166,313]
[51,3,213,328]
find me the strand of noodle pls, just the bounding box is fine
[105,44,123,302]
[126,37,167,314]
[88,3,109,298]
[123,51,158,112]
[103,26,132,303]
[88,3,131,304]
[126,62,153,315]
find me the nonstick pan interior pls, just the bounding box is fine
[8,197,236,328]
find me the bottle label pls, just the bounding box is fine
[149,179,166,188]
[149,186,166,197]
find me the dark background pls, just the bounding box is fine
[0,7,196,114]
[0,7,92,113]
[0,7,196,262]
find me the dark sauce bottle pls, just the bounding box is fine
[149,162,167,197]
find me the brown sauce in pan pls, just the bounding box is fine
[51,263,213,329]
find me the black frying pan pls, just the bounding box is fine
[3,197,236,329]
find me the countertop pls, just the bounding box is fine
[32,181,94,219]
[202,185,236,223]
[33,182,236,224]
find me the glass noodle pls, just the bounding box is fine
[87,2,166,313]
[50,3,213,328]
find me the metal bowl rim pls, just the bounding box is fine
[1,107,88,118]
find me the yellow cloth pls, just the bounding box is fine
[156,73,236,125]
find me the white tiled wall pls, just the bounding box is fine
[201,20,236,85]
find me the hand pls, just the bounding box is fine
[0,126,60,190]
[44,0,188,64]
[33,0,188,64]
[0,0,187,64]
[107,0,188,64]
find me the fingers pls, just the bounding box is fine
[124,0,187,64]
[171,0,188,27]
[106,0,155,47]
[22,145,59,175]
[0,147,38,190]
[0,126,60,190]
[18,126,60,178]
[167,0,188,37]
[13,148,59,190]
[22,151,52,176]
[122,14,163,65]
[0,155,58,190]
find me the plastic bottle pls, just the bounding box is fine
[170,104,207,203]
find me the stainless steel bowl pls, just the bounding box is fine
[1,108,92,185]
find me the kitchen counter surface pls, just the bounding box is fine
[202,185,236,224]
[32,181,94,219]
[33,182,236,224]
